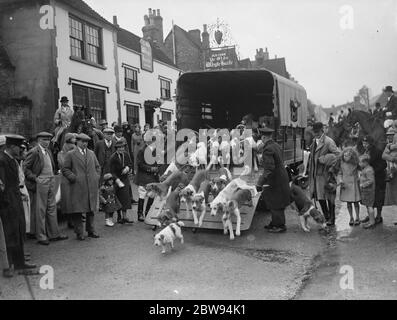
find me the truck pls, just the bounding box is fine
[175,68,308,170]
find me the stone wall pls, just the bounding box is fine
[0,97,33,137]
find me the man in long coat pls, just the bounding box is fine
[0,135,37,276]
[256,128,290,233]
[94,127,116,178]
[307,122,340,225]
[62,133,101,240]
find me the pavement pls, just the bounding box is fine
[0,196,396,300]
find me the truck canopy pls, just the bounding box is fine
[176,69,307,131]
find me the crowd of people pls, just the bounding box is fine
[1,86,397,279]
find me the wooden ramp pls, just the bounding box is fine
[144,167,261,232]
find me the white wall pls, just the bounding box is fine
[117,45,180,128]
[54,1,119,124]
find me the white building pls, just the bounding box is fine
[54,0,120,124]
[116,26,181,128]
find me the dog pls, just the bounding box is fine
[210,166,232,197]
[156,183,185,227]
[179,169,209,213]
[146,170,189,201]
[223,189,253,239]
[153,221,185,254]
[191,180,212,227]
[289,182,327,232]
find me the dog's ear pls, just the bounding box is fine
[160,234,165,240]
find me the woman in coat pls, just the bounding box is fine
[109,138,133,224]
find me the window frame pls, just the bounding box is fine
[160,78,171,100]
[126,103,141,125]
[72,83,106,123]
[69,14,103,66]
[124,66,139,92]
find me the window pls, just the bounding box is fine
[126,104,140,125]
[69,15,102,65]
[161,111,172,123]
[124,67,138,91]
[72,84,106,123]
[160,78,171,99]
[201,104,213,120]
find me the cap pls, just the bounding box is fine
[114,125,123,133]
[103,127,115,134]
[64,133,76,143]
[5,134,26,147]
[76,133,91,141]
[312,122,324,132]
[99,119,108,126]
[60,96,69,103]
[384,86,394,93]
[258,127,274,135]
[103,173,114,181]
[36,131,53,139]
[122,121,129,126]
[115,138,127,148]
[386,127,396,135]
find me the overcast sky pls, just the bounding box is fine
[85,0,397,107]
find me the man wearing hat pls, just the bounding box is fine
[62,133,101,240]
[306,122,340,226]
[24,132,67,245]
[113,125,130,156]
[95,127,116,179]
[373,102,385,121]
[122,121,133,160]
[53,96,74,145]
[384,86,397,121]
[1,135,37,276]
[99,119,108,132]
[256,127,290,233]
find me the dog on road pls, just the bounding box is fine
[153,221,185,254]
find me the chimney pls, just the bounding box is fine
[264,47,269,60]
[255,48,265,66]
[113,15,119,28]
[188,29,201,45]
[274,54,277,59]
[142,8,163,45]
[202,24,209,49]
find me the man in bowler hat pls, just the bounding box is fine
[384,86,397,120]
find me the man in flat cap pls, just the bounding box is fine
[99,119,108,132]
[53,96,74,146]
[95,127,116,180]
[24,132,67,245]
[1,135,37,276]
[384,86,397,122]
[306,122,340,226]
[256,128,290,233]
[62,133,101,240]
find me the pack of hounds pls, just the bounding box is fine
[148,161,327,254]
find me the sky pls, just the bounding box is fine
[85,0,397,108]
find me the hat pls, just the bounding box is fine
[386,127,396,135]
[312,122,324,132]
[114,138,127,148]
[114,125,123,133]
[258,127,274,135]
[75,133,91,141]
[60,96,69,103]
[36,131,53,139]
[5,134,26,147]
[122,121,129,126]
[384,86,394,93]
[64,133,76,143]
[103,127,115,134]
[103,173,114,181]
[99,119,108,126]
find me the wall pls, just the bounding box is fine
[54,1,119,124]
[164,28,203,72]
[0,97,33,136]
[1,2,55,133]
[117,45,180,128]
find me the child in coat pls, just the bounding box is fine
[359,155,376,229]
[100,173,122,227]
[337,147,361,226]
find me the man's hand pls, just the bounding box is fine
[386,112,392,117]
[122,166,130,175]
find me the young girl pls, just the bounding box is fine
[99,173,122,227]
[337,147,361,226]
[359,155,376,229]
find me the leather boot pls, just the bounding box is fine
[137,199,145,221]
[145,197,155,217]
[327,203,336,226]
[319,200,330,221]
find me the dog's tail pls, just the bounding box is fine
[176,221,185,227]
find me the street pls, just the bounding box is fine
[1,198,396,300]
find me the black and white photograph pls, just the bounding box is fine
[0,0,397,305]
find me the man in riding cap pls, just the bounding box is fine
[384,86,397,123]
[53,97,74,145]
